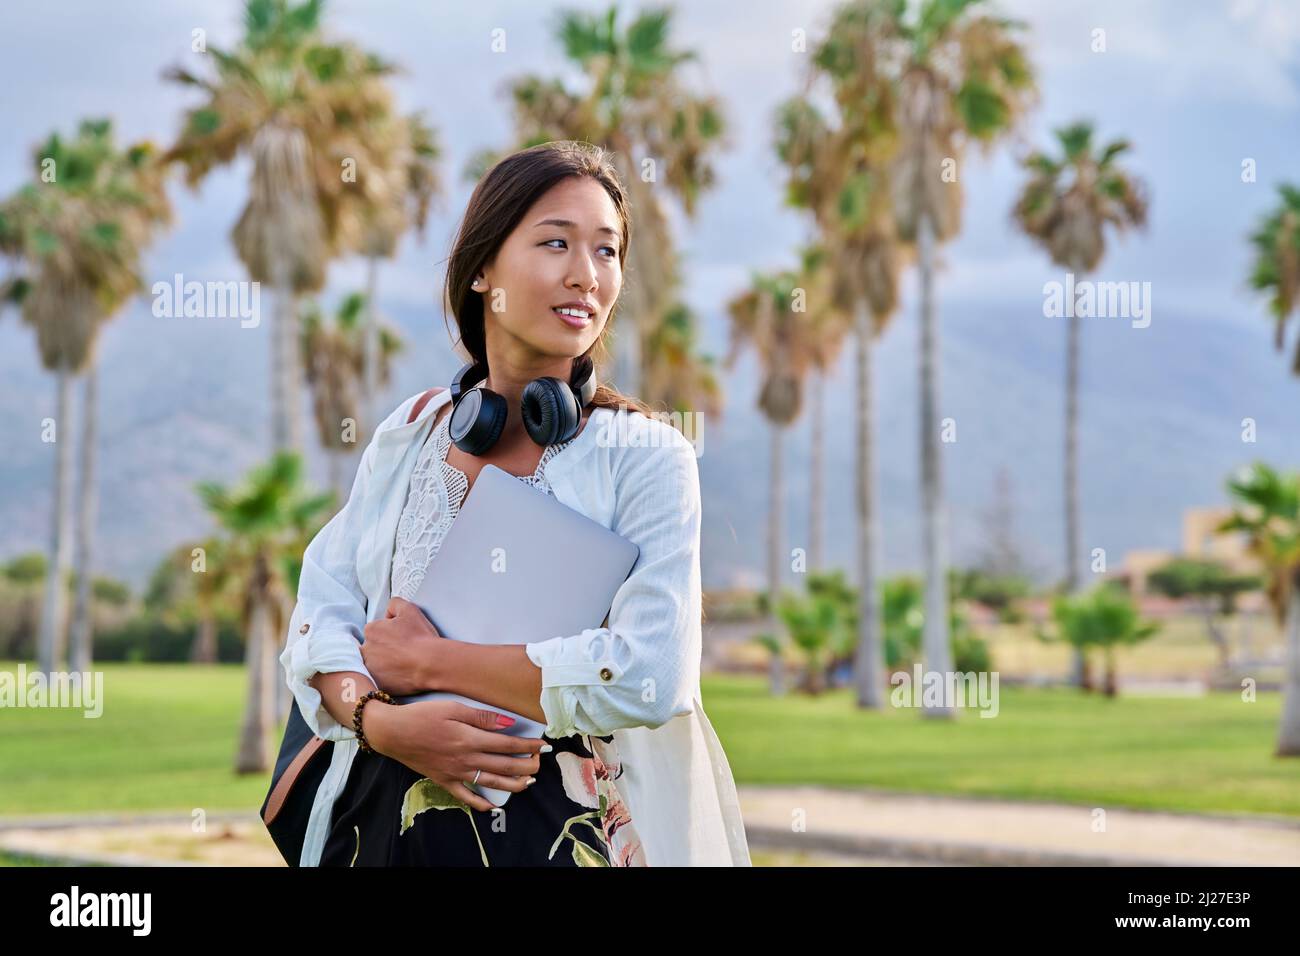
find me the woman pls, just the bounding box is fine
[280,140,750,867]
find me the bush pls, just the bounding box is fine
[953,633,991,673]
[95,613,245,663]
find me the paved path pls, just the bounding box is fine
[4,790,1298,866]
[738,786,1300,866]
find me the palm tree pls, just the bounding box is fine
[785,246,855,574]
[190,536,239,665]
[70,141,170,677]
[1013,120,1148,685]
[1146,558,1259,674]
[0,119,172,676]
[776,16,909,709]
[727,269,818,693]
[165,0,401,455]
[1220,463,1300,756]
[357,112,441,431]
[639,303,723,419]
[774,588,841,695]
[1040,585,1159,697]
[300,291,404,499]
[499,4,726,409]
[197,452,334,773]
[1248,183,1300,373]
[145,539,235,665]
[831,0,1035,716]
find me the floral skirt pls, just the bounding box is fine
[318,730,645,867]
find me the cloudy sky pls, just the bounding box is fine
[2,0,1299,589]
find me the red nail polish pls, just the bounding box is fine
[496,714,515,727]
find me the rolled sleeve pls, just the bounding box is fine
[279,405,404,741]
[524,431,702,739]
[283,598,375,742]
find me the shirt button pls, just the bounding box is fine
[299,623,310,634]
[599,667,613,682]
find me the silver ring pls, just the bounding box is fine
[470,769,482,785]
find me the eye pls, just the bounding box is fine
[542,238,618,259]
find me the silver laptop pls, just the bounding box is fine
[398,463,640,807]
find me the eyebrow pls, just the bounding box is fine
[533,218,620,240]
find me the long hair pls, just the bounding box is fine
[442,140,655,418]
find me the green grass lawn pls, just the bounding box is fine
[704,675,1300,818]
[1,662,1298,820]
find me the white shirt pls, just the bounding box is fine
[280,388,752,866]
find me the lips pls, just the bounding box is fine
[552,306,593,329]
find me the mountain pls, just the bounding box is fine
[2,286,1297,596]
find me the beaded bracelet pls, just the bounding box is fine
[352,689,395,753]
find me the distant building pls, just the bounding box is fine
[1181,507,1254,571]
[1117,506,1264,607]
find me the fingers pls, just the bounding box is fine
[460,724,547,755]
[445,780,495,813]
[389,596,424,620]
[467,770,535,794]
[462,705,524,735]
[471,750,542,778]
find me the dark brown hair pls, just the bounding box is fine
[442,140,654,418]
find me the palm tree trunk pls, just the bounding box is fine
[363,254,380,435]
[917,212,953,716]
[39,365,75,675]
[1276,590,1300,756]
[270,279,304,455]
[235,591,273,774]
[1200,603,1231,672]
[768,644,785,696]
[1103,645,1118,698]
[610,154,646,396]
[768,421,785,696]
[853,304,885,709]
[70,361,99,674]
[1079,647,1095,692]
[809,373,825,573]
[1065,304,1085,687]
[276,593,293,724]
[805,655,824,695]
[615,301,642,397]
[329,450,344,505]
[191,612,217,664]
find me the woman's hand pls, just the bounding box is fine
[360,597,444,697]
[365,700,545,812]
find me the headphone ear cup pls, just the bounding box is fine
[450,386,508,455]
[522,377,580,445]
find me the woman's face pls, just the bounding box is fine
[476,175,623,363]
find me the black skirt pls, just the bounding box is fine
[318,731,612,867]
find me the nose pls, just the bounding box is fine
[566,252,599,295]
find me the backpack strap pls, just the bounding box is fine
[406,386,447,425]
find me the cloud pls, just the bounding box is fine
[1003,0,1300,107]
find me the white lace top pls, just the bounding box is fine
[390,409,575,600]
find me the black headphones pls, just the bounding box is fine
[448,355,598,455]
